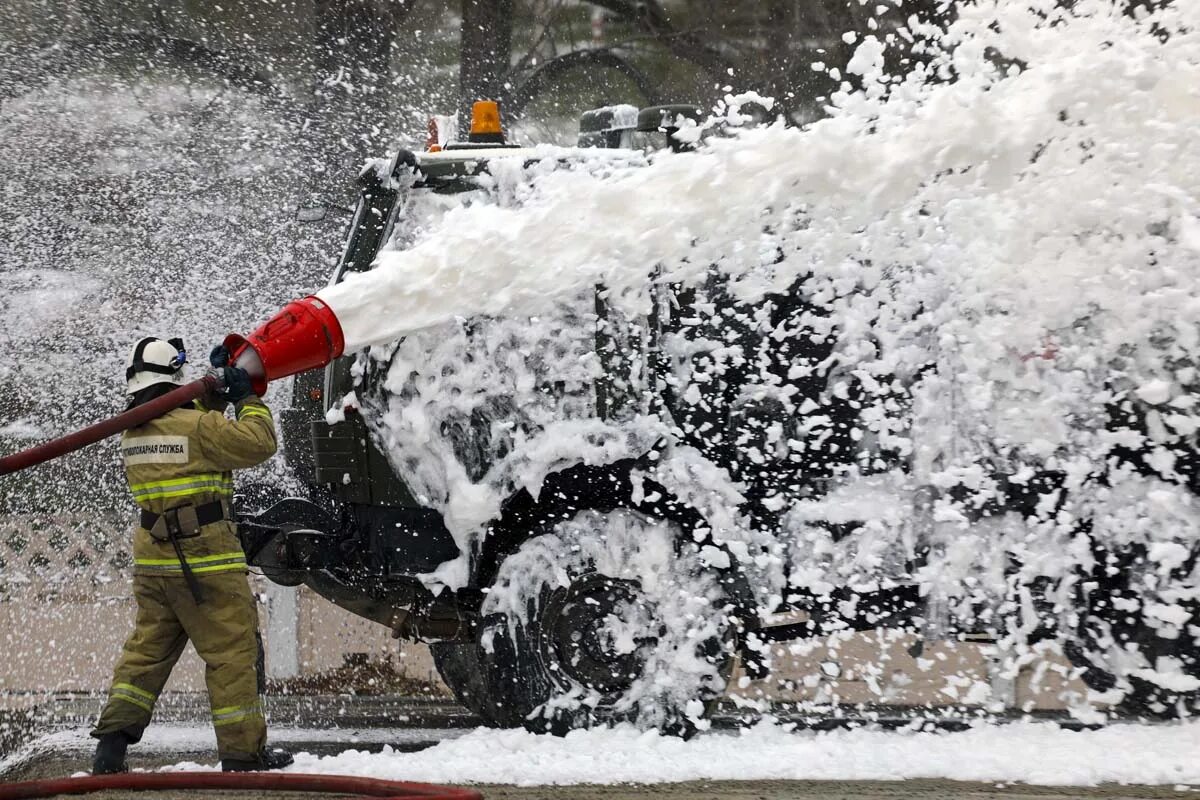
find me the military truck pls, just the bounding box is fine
[239,102,1200,734]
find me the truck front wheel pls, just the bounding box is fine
[462,508,736,737]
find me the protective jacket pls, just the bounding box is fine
[122,396,275,578]
[92,394,277,762]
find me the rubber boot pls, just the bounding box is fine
[91,732,130,775]
[221,746,294,772]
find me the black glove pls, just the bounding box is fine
[210,345,252,403]
[210,345,231,368]
[218,366,254,404]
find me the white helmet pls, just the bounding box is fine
[126,337,187,395]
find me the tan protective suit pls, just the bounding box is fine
[92,394,276,761]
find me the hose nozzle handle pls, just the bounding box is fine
[204,367,229,389]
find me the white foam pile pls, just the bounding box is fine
[278,721,1200,786]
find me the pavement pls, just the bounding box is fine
[10,781,1199,800]
[0,695,1189,800]
[0,694,476,780]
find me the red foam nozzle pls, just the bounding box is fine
[224,296,345,396]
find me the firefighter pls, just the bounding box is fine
[91,337,293,774]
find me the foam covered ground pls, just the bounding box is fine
[275,722,1200,786]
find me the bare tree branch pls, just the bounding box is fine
[502,47,662,118]
[584,0,737,80]
[511,0,563,74]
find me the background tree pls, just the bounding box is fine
[497,0,945,126]
[460,0,515,125]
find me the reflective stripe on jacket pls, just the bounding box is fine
[121,396,276,576]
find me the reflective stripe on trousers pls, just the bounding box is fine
[111,682,157,713]
[212,701,264,727]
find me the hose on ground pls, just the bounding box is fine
[0,771,483,800]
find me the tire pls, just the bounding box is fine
[1064,538,1200,719]
[469,508,736,737]
[429,641,508,726]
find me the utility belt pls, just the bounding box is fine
[140,499,230,542]
[139,499,232,605]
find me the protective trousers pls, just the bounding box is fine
[92,570,266,761]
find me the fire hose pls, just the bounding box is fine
[0,295,346,478]
[0,377,219,476]
[0,771,482,800]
